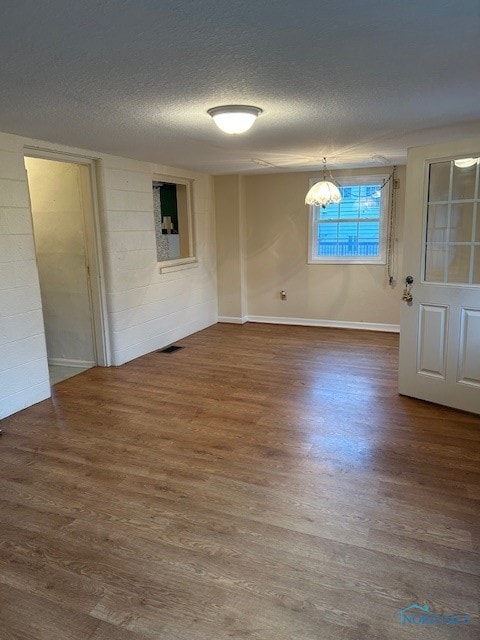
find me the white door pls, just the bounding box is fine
[399,137,480,414]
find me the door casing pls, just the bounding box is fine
[24,147,111,367]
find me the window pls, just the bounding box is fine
[152,177,195,266]
[308,174,389,264]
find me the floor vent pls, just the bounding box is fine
[158,345,183,354]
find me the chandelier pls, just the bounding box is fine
[305,157,341,208]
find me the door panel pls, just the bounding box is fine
[399,136,480,414]
[457,308,480,387]
[417,304,448,379]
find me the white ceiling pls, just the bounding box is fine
[0,1,479,174]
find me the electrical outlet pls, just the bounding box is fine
[280,290,287,300]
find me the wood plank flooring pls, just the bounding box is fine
[0,323,479,640]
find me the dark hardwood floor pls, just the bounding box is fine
[0,323,479,640]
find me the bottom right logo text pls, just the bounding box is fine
[398,603,471,626]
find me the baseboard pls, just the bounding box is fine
[112,313,218,365]
[0,381,51,420]
[217,316,248,324]
[48,358,96,368]
[247,316,400,333]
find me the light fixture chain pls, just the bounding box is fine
[386,166,398,286]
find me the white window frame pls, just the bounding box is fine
[152,174,197,273]
[308,173,390,265]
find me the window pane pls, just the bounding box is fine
[350,185,360,199]
[447,245,472,283]
[473,247,480,284]
[338,222,358,244]
[452,162,477,200]
[426,204,448,243]
[449,204,474,242]
[359,189,381,218]
[340,200,359,219]
[358,221,380,256]
[317,222,338,256]
[319,202,340,220]
[425,244,446,282]
[318,222,338,243]
[428,161,451,202]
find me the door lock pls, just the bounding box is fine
[402,276,414,302]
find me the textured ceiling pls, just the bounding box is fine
[0,0,479,174]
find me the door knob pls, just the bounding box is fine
[402,276,413,302]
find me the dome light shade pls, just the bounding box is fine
[305,180,342,208]
[454,157,478,168]
[207,105,262,134]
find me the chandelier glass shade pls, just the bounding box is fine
[305,180,342,208]
[305,158,342,208]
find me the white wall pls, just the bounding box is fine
[99,156,218,365]
[0,131,217,418]
[214,175,247,321]
[215,167,405,330]
[0,134,50,419]
[25,158,95,366]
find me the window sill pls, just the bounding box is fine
[308,258,386,265]
[158,257,198,274]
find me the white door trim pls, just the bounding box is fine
[23,148,111,367]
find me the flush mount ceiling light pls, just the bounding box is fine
[207,105,262,134]
[305,157,342,208]
[454,157,479,168]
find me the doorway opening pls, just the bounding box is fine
[24,155,109,386]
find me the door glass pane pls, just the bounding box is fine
[426,204,448,242]
[447,245,472,283]
[425,244,446,282]
[473,247,480,284]
[428,162,450,202]
[452,162,476,200]
[449,204,474,242]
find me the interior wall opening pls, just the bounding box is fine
[24,156,101,385]
[152,179,193,262]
